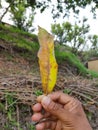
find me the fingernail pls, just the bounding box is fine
[42,96,51,106]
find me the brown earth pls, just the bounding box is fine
[0,50,98,130]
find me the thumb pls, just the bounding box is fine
[40,96,69,121]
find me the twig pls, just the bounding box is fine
[16,104,20,130]
[72,91,98,105]
[8,99,19,108]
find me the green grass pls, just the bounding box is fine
[0,24,39,61]
[34,90,43,96]
[55,46,98,78]
[0,23,39,52]
[0,23,37,39]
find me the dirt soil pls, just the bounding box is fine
[0,50,98,130]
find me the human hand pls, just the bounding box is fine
[32,92,92,130]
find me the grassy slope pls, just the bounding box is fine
[55,45,98,78]
[0,24,98,78]
[0,24,39,55]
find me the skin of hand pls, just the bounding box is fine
[32,91,92,130]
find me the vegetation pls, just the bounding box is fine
[0,23,39,60]
[0,93,35,130]
[55,45,98,78]
[0,23,98,78]
[0,0,98,32]
[52,19,98,56]
[33,0,98,19]
[52,18,90,54]
[0,0,35,32]
[0,0,98,55]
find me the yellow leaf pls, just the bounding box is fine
[38,26,58,94]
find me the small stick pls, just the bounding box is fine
[16,104,20,130]
[32,118,56,126]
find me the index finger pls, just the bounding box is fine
[32,103,42,112]
[37,91,75,105]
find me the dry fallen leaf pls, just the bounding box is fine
[38,26,58,94]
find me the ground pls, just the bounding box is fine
[0,49,98,130]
